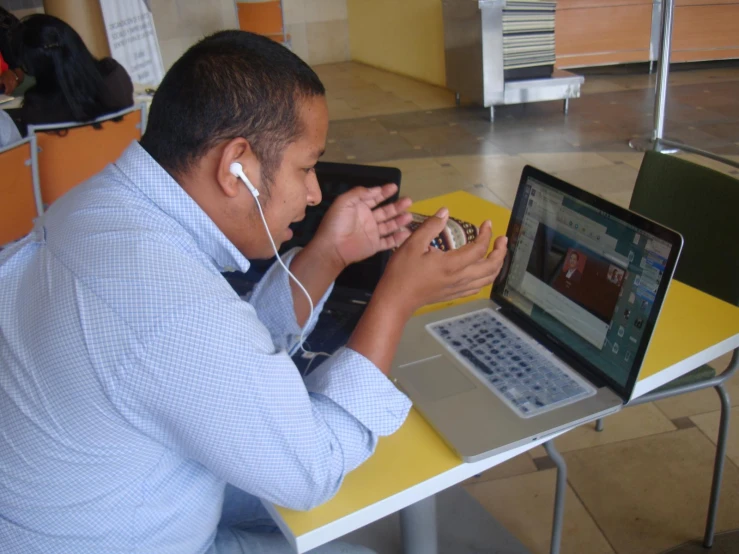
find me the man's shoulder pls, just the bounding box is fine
[44,164,212,282]
[41,169,238,342]
[46,164,172,241]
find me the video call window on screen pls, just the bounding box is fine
[501,178,673,388]
[525,227,627,327]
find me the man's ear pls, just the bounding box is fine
[216,137,260,199]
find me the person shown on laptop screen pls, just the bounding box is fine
[0,31,508,553]
[560,249,584,284]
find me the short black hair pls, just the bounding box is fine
[140,31,325,183]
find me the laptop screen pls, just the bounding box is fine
[494,166,682,398]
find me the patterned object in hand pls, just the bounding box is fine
[408,212,479,251]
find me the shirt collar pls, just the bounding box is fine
[115,141,250,273]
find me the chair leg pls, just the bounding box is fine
[703,384,731,549]
[595,418,604,432]
[544,440,567,554]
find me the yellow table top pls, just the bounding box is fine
[275,190,739,537]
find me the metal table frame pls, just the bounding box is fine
[399,438,568,554]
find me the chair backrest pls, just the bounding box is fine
[0,137,40,246]
[630,151,739,306]
[28,105,145,209]
[237,1,287,43]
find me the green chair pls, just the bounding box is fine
[596,150,739,548]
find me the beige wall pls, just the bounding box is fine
[13,0,349,72]
[151,0,350,70]
[9,8,45,18]
[346,0,446,86]
[150,0,238,70]
[43,0,110,58]
[283,0,350,65]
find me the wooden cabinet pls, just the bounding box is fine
[672,1,739,63]
[555,0,739,69]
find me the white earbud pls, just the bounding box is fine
[230,161,259,198]
[228,160,323,364]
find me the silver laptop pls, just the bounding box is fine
[391,166,683,462]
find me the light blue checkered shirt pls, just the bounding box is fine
[0,142,411,553]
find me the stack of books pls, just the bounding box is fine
[502,0,556,81]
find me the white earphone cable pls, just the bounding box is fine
[231,162,317,355]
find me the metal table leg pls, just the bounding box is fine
[704,383,732,548]
[544,440,567,554]
[400,495,438,554]
[563,98,569,115]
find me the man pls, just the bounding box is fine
[563,250,583,283]
[0,32,507,553]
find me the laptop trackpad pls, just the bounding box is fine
[404,358,476,401]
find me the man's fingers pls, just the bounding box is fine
[486,236,509,262]
[447,221,493,270]
[354,183,400,210]
[491,235,508,252]
[377,212,413,237]
[378,228,412,251]
[405,208,449,251]
[372,196,412,224]
[445,236,507,286]
[451,257,501,288]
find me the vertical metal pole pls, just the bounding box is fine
[653,0,675,141]
[279,0,288,46]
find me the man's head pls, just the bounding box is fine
[567,251,579,270]
[140,31,328,259]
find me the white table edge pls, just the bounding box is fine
[265,429,568,553]
[632,333,739,400]
[270,331,739,553]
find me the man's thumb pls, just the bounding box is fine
[409,208,449,250]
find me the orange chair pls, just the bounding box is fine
[28,104,146,209]
[236,1,290,46]
[0,136,41,246]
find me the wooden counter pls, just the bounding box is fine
[555,0,739,69]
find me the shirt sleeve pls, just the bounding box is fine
[247,247,333,353]
[114,296,411,512]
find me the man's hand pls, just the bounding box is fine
[311,184,413,271]
[347,208,509,373]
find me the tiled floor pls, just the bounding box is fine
[312,60,739,554]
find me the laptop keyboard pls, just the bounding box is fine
[427,308,596,418]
